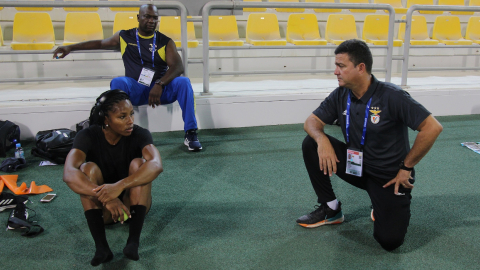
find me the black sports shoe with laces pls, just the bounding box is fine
[296,202,344,228]
[7,202,29,230]
[0,192,28,212]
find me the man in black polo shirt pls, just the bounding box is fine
[296,39,443,251]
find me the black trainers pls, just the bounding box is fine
[296,202,344,228]
[0,192,28,212]
[7,202,29,230]
[184,129,202,152]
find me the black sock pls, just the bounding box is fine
[84,209,113,266]
[123,205,147,261]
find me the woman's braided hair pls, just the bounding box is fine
[89,89,130,128]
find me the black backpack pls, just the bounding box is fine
[0,120,21,158]
[31,129,76,164]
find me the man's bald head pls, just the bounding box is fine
[139,4,157,15]
[137,4,159,36]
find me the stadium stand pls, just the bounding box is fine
[246,13,287,45]
[108,0,139,12]
[113,12,138,34]
[374,0,408,14]
[438,0,473,15]
[398,15,440,45]
[209,16,244,46]
[268,0,305,13]
[63,0,99,12]
[286,14,327,45]
[432,15,473,45]
[340,0,376,13]
[325,14,360,45]
[63,12,104,45]
[406,0,443,14]
[243,0,267,12]
[15,0,54,11]
[11,12,55,50]
[466,16,480,44]
[306,0,342,13]
[159,16,199,48]
[470,0,480,7]
[362,15,403,46]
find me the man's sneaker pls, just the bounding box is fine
[184,130,202,152]
[296,202,344,228]
[7,203,29,230]
[0,192,28,212]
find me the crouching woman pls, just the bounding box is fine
[63,89,162,266]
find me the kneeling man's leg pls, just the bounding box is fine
[79,162,113,266]
[121,158,152,261]
[367,180,411,251]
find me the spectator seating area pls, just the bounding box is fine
[1,3,479,50]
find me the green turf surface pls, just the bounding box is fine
[1,114,479,269]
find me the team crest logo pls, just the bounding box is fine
[369,107,381,124]
[149,43,157,52]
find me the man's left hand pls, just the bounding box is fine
[93,182,123,204]
[383,169,414,195]
[148,84,163,108]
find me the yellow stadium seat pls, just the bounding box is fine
[268,0,305,13]
[363,15,403,46]
[340,0,376,13]
[432,16,473,45]
[113,12,138,34]
[11,13,55,50]
[246,13,287,46]
[15,0,54,11]
[243,0,267,12]
[470,0,480,6]
[466,16,480,44]
[398,15,439,45]
[159,16,199,48]
[109,0,139,12]
[306,0,341,13]
[286,14,327,45]
[438,0,473,15]
[406,0,443,14]
[374,0,407,13]
[0,26,3,46]
[64,0,99,12]
[63,13,104,45]
[325,14,360,45]
[209,16,244,46]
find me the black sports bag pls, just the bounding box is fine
[31,129,76,164]
[0,120,21,158]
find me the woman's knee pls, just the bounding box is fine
[129,158,146,175]
[80,162,103,184]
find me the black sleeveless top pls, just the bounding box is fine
[119,28,172,82]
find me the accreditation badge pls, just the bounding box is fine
[346,148,363,177]
[138,67,155,86]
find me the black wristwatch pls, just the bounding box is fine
[155,79,165,88]
[399,161,413,171]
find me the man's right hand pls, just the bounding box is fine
[317,139,339,176]
[53,46,71,59]
[148,84,163,108]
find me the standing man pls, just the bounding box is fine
[297,39,443,251]
[53,4,202,152]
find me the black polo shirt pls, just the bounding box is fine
[313,75,431,182]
